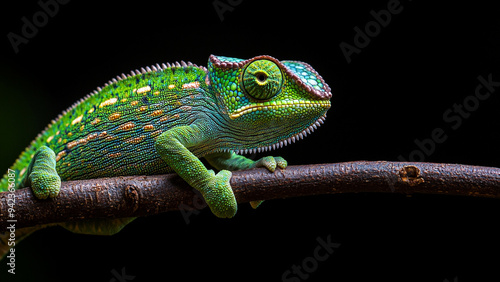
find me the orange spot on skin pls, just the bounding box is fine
[86,133,98,141]
[109,112,121,121]
[139,106,147,112]
[168,84,176,89]
[150,110,163,117]
[150,130,163,137]
[125,135,146,144]
[131,100,139,106]
[91,118,101,125]
[108,152,122,158]
[66,137,87,150]
[56,151,66,161]
[67,141,78,150]
[143,124,154,131]
[117,122,135,131]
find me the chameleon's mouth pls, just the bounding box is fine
[229,99,331,119]
[222,113,327,155]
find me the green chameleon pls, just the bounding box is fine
[0,54,331,259]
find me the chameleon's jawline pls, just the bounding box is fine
[221,113,327,155]
[229,100,331,119]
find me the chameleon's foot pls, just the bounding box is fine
[249,156,287,209]
[25,146,61,199]
[252,156,287,172]
[201,170,237,218]
[30,171,61,199]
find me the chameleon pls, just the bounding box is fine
[0,54,331,259]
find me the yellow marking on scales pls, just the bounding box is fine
[46,135,54,143]
[182,81,200,89]
[137,85,151,94]
[130,100,139,106]
[168,84,176,89]
[99,97,118,108]
[71,114,83,125]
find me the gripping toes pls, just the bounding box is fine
[253,156,287,172]
[30,171,61,199]
[202,170,237,218]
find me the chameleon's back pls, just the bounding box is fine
[0,62,213,190]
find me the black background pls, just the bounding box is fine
[1,0,500,281]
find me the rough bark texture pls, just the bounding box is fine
[1,161,500,231]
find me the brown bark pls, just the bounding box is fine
[1,161,500,231]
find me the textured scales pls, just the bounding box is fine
[3,61,209,182]
[0,55,331,259]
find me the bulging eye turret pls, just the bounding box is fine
[241,59,283,100]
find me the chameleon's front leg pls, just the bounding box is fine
[155,125,237,218]
[204,151,287,208]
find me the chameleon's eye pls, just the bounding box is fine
[242,59,283,100]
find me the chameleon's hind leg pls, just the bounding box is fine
[204,151,287,209]
[20,145,61,199]
[60,217,136,235]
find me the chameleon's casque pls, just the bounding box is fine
[0,54,331,259]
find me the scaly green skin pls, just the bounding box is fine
[0,55,331,254]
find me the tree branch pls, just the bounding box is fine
[1,161,500,231]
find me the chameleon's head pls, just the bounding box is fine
[208,55,332,153]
